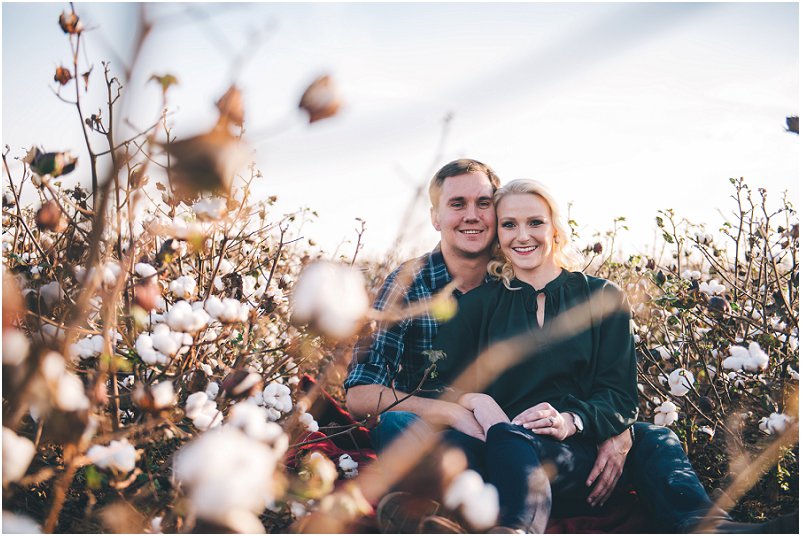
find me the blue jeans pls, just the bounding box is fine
[371,413,728,532]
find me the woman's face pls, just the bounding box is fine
[496,192,558,277]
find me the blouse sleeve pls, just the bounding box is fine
[557,281,639,442]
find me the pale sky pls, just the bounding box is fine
[3,2,798,260]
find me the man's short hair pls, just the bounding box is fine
[428,159,501,208]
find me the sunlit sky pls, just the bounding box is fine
[3,2,798,260]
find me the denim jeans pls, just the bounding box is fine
[371,412,728,532]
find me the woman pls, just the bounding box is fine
[431,179,639,531]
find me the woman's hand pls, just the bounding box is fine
[512,402,576,441]
[458,393,510,434]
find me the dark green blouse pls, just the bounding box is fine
[431,269,638,442]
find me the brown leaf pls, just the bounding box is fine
[299,75,342,123]
[216,85,245,128]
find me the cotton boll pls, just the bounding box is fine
[668,368,694,397]
[56,372,90,411]
[654,345,672,361]
[699,279,725,296]
[698,426,715,438]
[654,401,678,427]
[2,328,30,366]
[166,300,209,333]
[204,296,250,323]
[290,261,369,340]
[2,511,41,533]
[299,412,319,433]
[39,281,64,307]
[759,413,792,435]
[744,342,769,372]
[135,263,158,278]
[70,334,105,361]
[169,276,197,299]
[2,428,36,485]
[186,392,210,419]
[205,381,220,400]
[185,391,222,430]
[338,454,359,479]
[192,198,227,221]
[173,427,280,530]
[444,470,499,530]
[151,382,176,409]
[87,439,138,473]
[227,402,286,445]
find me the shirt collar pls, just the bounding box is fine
[511,268,570,294]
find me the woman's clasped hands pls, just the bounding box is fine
[511,402,577,441]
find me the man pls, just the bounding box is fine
[344,159,792,533]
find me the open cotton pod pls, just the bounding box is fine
[290,261,369,341]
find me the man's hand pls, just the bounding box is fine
[458,393,510,434]
[586,428,633,507]
[512,402,576,441]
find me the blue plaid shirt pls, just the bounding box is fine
[345,246,475,397]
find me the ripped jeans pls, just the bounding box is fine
[372,413,728,532]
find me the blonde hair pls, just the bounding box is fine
[487,179,585,288]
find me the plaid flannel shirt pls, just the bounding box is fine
[345,246,466,397]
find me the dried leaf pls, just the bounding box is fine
[35,200,68,233]
[54,66,72,86]
[81,66,93,91]
[58,10,83,34]
[299,75,342,123]
[216,85,245,128]
[161,127,249,203]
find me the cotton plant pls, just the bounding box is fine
[37,351,90,413]
[226,402,289,454]
[2,428,37,486]
[247,382,291,421]
[338,454,358,479]
[87,439,139,474]
[666,368,694,397]
[758,412,793,435]
[136,323,193,365]
[2,511,41,533]
[2,328,30,366]
[169,276,197,299]
[172,426,282,533]
[722,342,770,373]
[204,296,250,323]
[443,469,499,531]
[680,269,701,280]
[165,300,210,333]
[290,261,369,340]
[654,400,679,427]
[39,280,64,307]
[699,279,726,296]
[192,197,227,221]
[185,391,223,431]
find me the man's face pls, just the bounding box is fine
[431,172,496,259]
